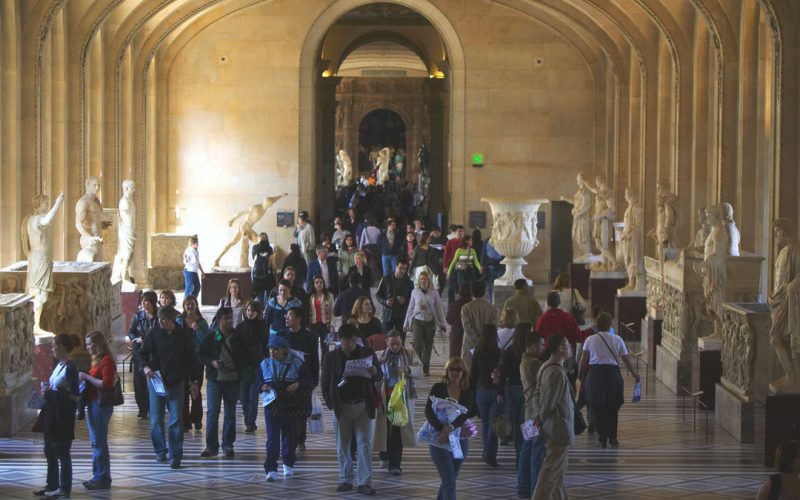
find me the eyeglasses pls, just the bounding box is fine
[447,367,462,372]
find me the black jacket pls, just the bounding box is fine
[277,327,320,386]
[376,273,414,322]
[334,285,372,318]
[135,324,199,387]
[321,344,382,419]
[236,318,268,366]
[197,329,247,382]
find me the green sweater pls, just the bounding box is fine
[447,248,482,275]
[504,290,543,325]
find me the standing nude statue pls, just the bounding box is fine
[767,218,800,394]
[377,147,391,185]
[619,188,645,292]
[213,193,287,269]
[694,205,729,344]
[21,192,64,335]
[561,172,592,260]
[111,180,136,284]
[586,175,617,270]
[648,180,680,261]
[75,176,111,262]
[337,150,353,187]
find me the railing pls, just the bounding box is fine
[680,385,710,442]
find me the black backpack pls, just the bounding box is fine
[252,252,273,281]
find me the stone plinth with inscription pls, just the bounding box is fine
[147,233,192,290]
[644,252,764,394]
[0,293,36,436]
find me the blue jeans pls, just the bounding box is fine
[44,439,72,494]
[518,435,547,497]
[183,270,200,297]
[381,255,397,276]
[86,400,113,483]
[240,377,260,428]
[263,407,298,472]
[206,379,240,452]
[505,385,525,461]
[429,439,469,500]
[149,378,185,460]
[475,387,500,463]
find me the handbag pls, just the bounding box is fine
[573,406,587,435]
[27,389,45,410]
[570,289,586,326]
[491,413,512,439]
[99,375,124,407]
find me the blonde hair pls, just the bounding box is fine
[354,251,367,264]
[441,357,470,391]
[415,271,431,289]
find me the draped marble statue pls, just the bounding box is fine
[561,172,592,260]
[21,192,64,335]
[648,180,680,261]
[768,218,800,394]
[619,188,645,292]
[336,150,353,188]
[695,204,729,345]
[75,176,111,262]
[692,207,711,248]
[213,193,287,269]
[586,175,618,270]
[377,147,391,185]
[111,180,136,285]
[721,202,741,257]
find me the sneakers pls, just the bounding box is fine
[282,465,294,477]
[379,459,388,469]
[356,485,377,495]
[194,421,203,430]
[200,448,219,458]
[43,489,68,498]
[265,471,279,482]
[336,482,353,492]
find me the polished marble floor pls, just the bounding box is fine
[0,333,770,499]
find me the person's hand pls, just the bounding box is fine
[534,418,541,428]
[190,321,199,331]
[143,367,154,379]
[133,337,143,344]
[437,425,452,444]
[403,366,410,375]
[286,382,299,393]
[634,374,641,383]
[199,271,205,279]
[262,384,271,392]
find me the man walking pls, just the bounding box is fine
[376,260,413,339]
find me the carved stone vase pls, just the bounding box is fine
[481,197,548,287]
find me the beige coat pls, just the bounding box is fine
[532,358,575,447]
[460,298,499,367]
[373,347,423,451]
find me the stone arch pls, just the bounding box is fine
[332,30,434,75]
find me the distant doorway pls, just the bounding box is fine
[357,108,406,173]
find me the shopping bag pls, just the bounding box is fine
[309,393,324,434]
[387,376,409,427]
[632,381,642,403]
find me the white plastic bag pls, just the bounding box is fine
[309,392,324,434]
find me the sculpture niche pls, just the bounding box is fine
[75,176,111,262]
[768,218,800,394]
[111,180,136,286]
[561,172,592,261]
[213,193,287,269]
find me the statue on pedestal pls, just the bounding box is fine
[721,202,741,257]
[692,207,711,247]
[75,176,111,262]
[21,192,64,335]
[767,218,800,394]
[648,180,680,261]
[561,172,592,260]
[111,180,136,285]
[586,175,617,270]
[694,204,729,345]
[213,193,287,269]
[336,150,353,188]
[619,188,645,292]
[377,147,391,185]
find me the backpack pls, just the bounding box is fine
[252,252,273,281]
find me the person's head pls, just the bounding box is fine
[281,306,301,330]
[387,329,404,353]
[430,226,441,237]
[188,235,199,248]
[214,307,234,333]
[53,333,80,360]
[182,294,199,316]
[416,271,432,290]
[546,290,561,308]
[419,232,430,246]
[591,305,603,321]
[354,251,366,267]
[458,283,472,300]
[460,235,472,249]
[394,259,408,278]
[344,315,358,326]
[477,324,500,354]
[298,211,310,226]
[158,306,180,331]
[277,279,293,299]
[456,225,465,239]
[775,440,800,474]
[406,224,414,234]
[268,335,289,361]
[352,296,373,318]
[290,243,302,255]
[596,311,613,332]
[316,244,328,260]
[387,219,396,232]
[245,300,262,320]
[320,232,331,246]
[414,219,423,230]
[338,324,360,355]
[525,332,545,357]
[159,290,176,307]
[500,308,518,329]
[348,272,361,287]
[406,231,415,243]
[343,233,355,249]
[259,232,269,242]
[553,272,571,290]
[227,278,241,301]
[282,266,296,284]
[313,275,326,295]
[547,333,572,362]
[141,290,158,315]
[471,280,486,299]
[448,224,457,234]
[85,330,111,361]
[514,279,528,292]
[442,357,470,390]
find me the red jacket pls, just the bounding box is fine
[443,238,462,271]
[535,308,585,347]
[84,354,116,402]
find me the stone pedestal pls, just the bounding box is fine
[147,233,192,290]
[201,269,252,306]
[614,292,646,341]
[589,271,626,316]
[0,293,36,436]
[568,263,590,301]
[645,252,764,394]
[692,348,721,409]
[716,383,755,443]
[492,284,515,312]
[641,316,662,370]
[764,394,800,466]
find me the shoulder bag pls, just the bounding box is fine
[99,374,125,407]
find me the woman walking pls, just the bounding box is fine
[218,278,246,328]
[309,275,335,364]
[177,294,209,432]
[446,235,482,291]
[404,271,447,376]
[336,234,359,288]
[79,331,117,491]
[347,251,373,289]
[470,324,503,467]
[352,296,385,351]
[128,290,158,419]
[265,280,302,336]
[236,300,268,433]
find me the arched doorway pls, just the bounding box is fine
[357,109,406,173]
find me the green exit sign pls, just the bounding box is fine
[472,153,484,167]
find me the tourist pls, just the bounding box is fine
[136,306,199,469]
[309,275,335,365]
[34,333,80,499]
[352,295,385,351]
[259,335,313,482]
[470,324,503,467]
[347,250,373,289]
[358,215,382,276]
[404,271,447,375]
[337,234,359,287]
[79,330,116,491]
[378,218,403,276]
[499,323,531,462]
[264,280,302,336]
[305,244,339,296]
[517,332,546,498]
[296,211,316,264]
[376,259,413,337]
[460,280,498,367]
[531,334,575,500]
[578,312,640,448]
[446,235,482,292]
[756,440,800,500]
[182,235,204,298]
[443,225,464,301]
[235,300,268,433]
[411,231,437,272]
[270,266,310,318]
[177,294,209,432]
[400,231,416,262]
[374,330,423,475]
[217,278,245,328]
[198,307,245,458]
[426,357,474,500]
[321,324,382,495]
[497,308,518,349]
[446,284,472,359]
[128,290,158,419]
[481,237,505,303]
[331,218,351,250]
[504,278,543,326]
[334,272,372,322]
[553,272,587,324]
[159,290,176,308]
[281,244,308,287]
[251,233,277,307]
[277,307,319,452]
[535,291,583,347]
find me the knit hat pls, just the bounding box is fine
[268,335,289,349]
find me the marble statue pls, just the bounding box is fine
[336,150,353,188]
[213,193,287,269]
[586,175,617,270]
[21,192,64,335]
[648,180,680,261]
[619,188,645,292]
[75,176,111,262]
[694,204,729,345]
[417,143,430,175]
[561,172,592,260]
[720,202,741,257]
[692,207,711,248]
[377,147,391,185]
[767,218,800,394]
[111,180,136,285]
